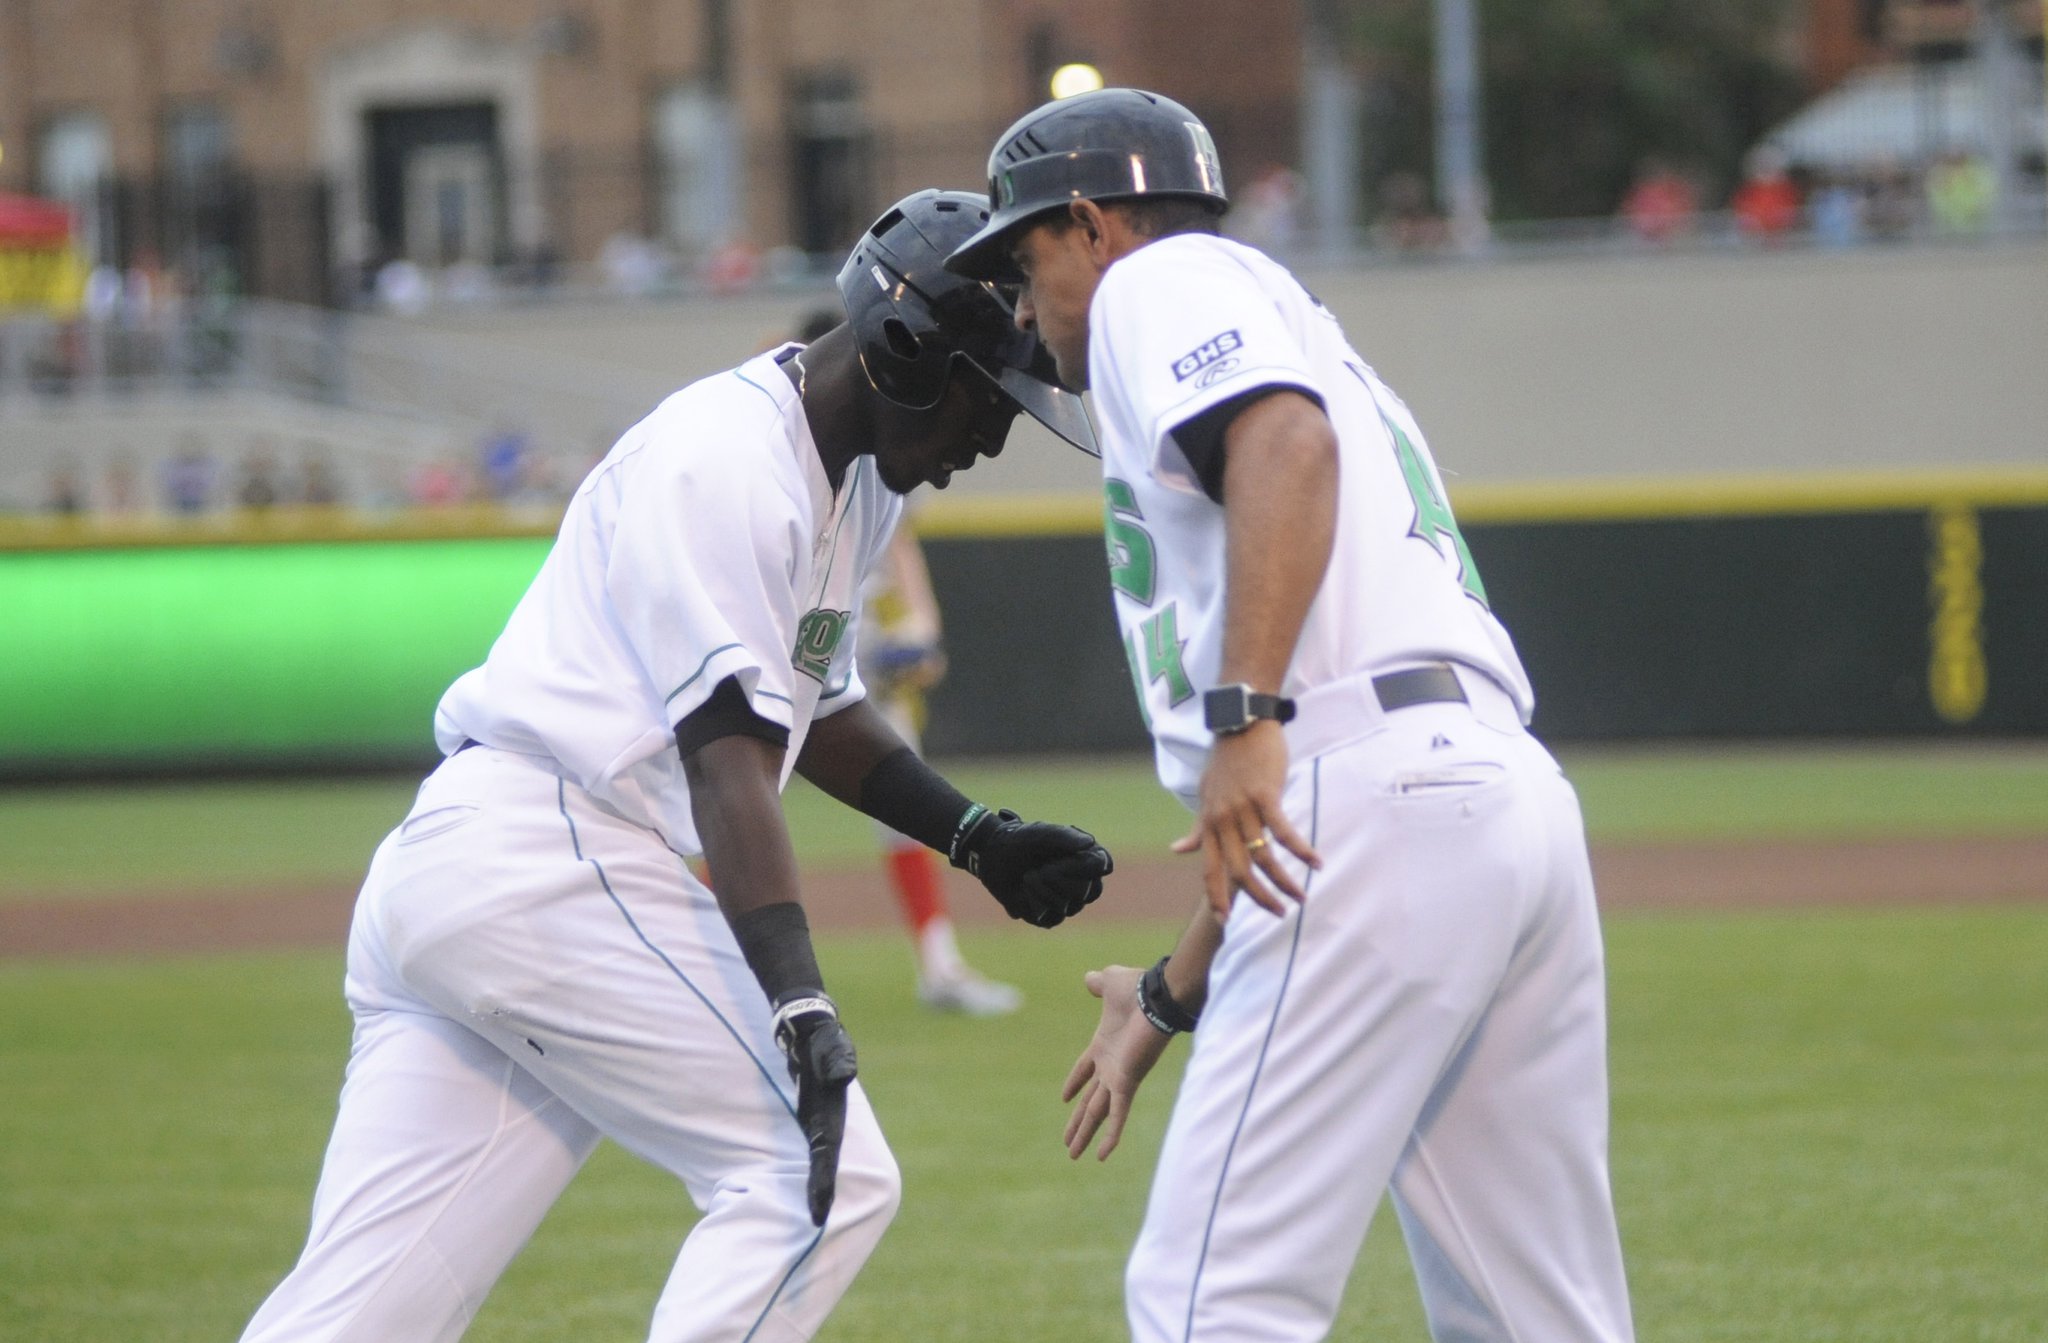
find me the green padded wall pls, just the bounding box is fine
[2,539,548,772]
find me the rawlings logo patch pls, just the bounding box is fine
[792,608,850,682]
[1172,330,1242,382]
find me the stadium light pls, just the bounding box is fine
[1049,63,1104,100]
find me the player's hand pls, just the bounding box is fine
[1173,722,1320,920]
[952,808,1113,928]
[1061,966,1173,1161]
[772,995,858,1226]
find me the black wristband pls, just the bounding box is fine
[947,803,998,868]
[857,746,980,855]
[728,902,825,1006]
[1137,955,1201,1035]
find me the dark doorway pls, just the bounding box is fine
[365,103,504,266]
[788,73,869,256]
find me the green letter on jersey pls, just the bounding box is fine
[1388,419,1489,607]
[1104,480,1191,719]
[1141,605,1196,706]
[1104,479,1155,605]
[1124,603,1195,718]
[792,608,849,682]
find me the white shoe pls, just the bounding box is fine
[919,969,1024,1017]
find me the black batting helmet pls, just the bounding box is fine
[836,189,1096,454]
[945,88,1228,282]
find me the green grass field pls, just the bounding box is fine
[1,745,2044,1340]
[1,911,2044,1341]
[3,743,2046,899]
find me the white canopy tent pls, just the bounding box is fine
[1766,61,2046,170]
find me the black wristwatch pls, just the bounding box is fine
[1203,683,1297,736]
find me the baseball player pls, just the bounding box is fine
[237,190,1111,1343]
[857,521,1026,1014]
[947,91,1635,1342]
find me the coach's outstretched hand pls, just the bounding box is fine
[951,807,1113,928]
[1062,965,1173,1161]
[773,995,858,1226]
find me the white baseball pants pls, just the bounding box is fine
[1127,671,1634,1343]
[240,746,900,1343]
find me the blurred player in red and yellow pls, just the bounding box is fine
[858,520,1023,1015]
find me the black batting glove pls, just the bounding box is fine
[772,993,858,1227]
[949,806,1114,929]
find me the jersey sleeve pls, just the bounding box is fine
[605,430,806,738]
[1091,241,1326,495]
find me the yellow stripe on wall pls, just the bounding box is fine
[915,468,2048,535]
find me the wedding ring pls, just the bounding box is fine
[1244,836,1269,852]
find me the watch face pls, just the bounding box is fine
[1203,685,1251,734]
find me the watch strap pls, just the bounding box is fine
[1203,683,1298,735]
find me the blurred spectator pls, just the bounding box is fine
[375,257,431,315]
[1237,164,1306,253]
[45,462,86,516]
[1865,161,1919,242]
[410,457,470,508]
[102,456,144,515]
[124,248,166,320]
[1809,175,1866,249]
[478,424,531,502]
[601,232,667,298]
[1373,171,1449,254]
[441,261,494,305]
[1927,151,1996,235]
[700,240,760,294]
[1731,148,1801,243]
[299,449,344,506]
[1618,157,1699,245]
[237,443,283,510]
[525,242,564,292]
[84,265,125,321]
[508,451,564,510]
[163,437,219,515]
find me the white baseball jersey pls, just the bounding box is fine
[1085,234,1632,1343]
[434,346,900,854]
[1084,233,1533,801]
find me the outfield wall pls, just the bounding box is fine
[4,472,2043,777]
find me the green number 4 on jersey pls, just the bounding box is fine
[1387,416,1489,607]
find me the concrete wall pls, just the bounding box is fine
[415,239,2048,494]
[1305,241,2048,483]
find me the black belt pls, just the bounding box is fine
[455,737,482,754]
[1372,664,1467,713]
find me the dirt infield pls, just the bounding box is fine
[3,836,2043,961]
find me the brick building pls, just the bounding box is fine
[0,0,1301,303]
[1806,0,2045,90]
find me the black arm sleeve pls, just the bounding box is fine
[856,746,978,855]
[1172,384,1324,504]
[728,901,826,1004]
[675,674,791,760]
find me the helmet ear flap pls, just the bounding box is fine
[881,317,921,361]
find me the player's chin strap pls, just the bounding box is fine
[1137,955,1201,1036]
